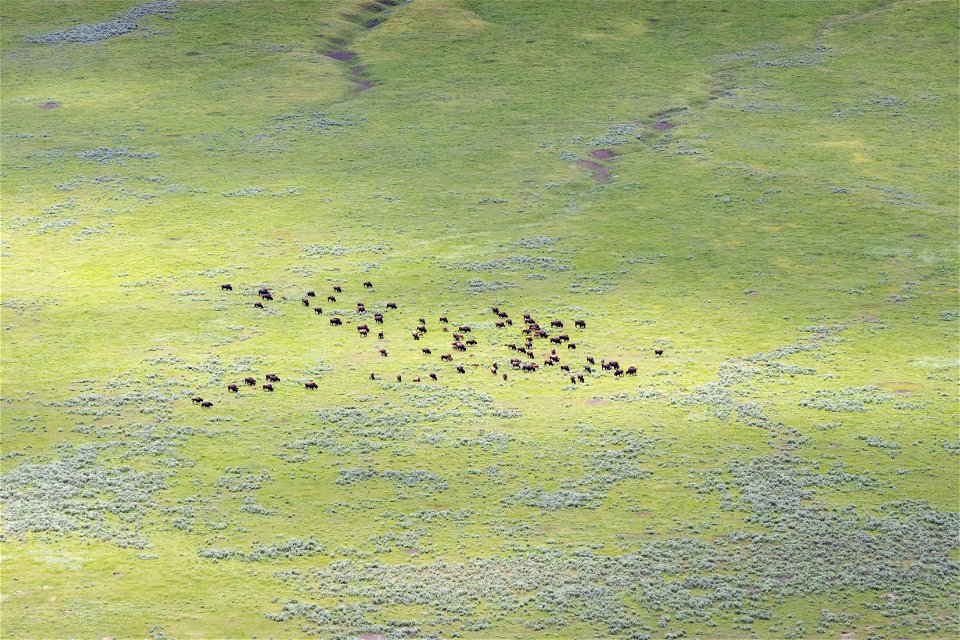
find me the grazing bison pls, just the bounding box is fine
[302,298,310,306]
[609,360,620,369]
[227,384,239,393]
[379,348,388,357]
[378,332,384,339]
[510,358,521,368]
[568,343,577,349]
[523,313,532,320]
[416,325,427,334]
[396,375,402,382]
[551,320,564,328]
[363,281,373,288]
[266,374,279,382]
[655,349,664,357]
[254,302,264,309]
[201,401,213,408]
[422,348,432,355]
[357,303,366,313]
[413,377,421,382]
[627,366,637,375]
[502,373,508,380]
[441,354,453,361]
[257,288,270,295]
[550,337,562,344]
[328,295,337,302]
[456,365,465,374]
[333,285,342,293]
[506,318,513,325]
[439,316,448,323]
[369,373,376,380]
[495,321,505,328]
[374,313,384,323]
[358,328,369,337]
[584,366,592,373]
[263,383,274,391]
[558,334,570,342]
[357,324,369,332]
[244,377,256,386]
[498,311,509,318]
[418,317,426,324]
[575,319,586,328]
[314,307,323,315]
[587,356,595,364]
[386,302,398,309]
[330,317,342,325]
[261,293,273,301]
[466,339,477,346]
[522,362,538,372]
[191,396,203,404]
[458,325,471,332]
[453,333,463,341]
[221,284,233,291]
[507,343,517,350]
[570,375,577,384]
[614,369,624,378]
[306,291,316,297]
[305,381,318,389]
[429,372,438,380]
[453,342,466,352]
[577,374,585,382]
[492,306,500,314]
[560,364,570,372]
[412,332,420,340]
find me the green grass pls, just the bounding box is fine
[1,0,958,638]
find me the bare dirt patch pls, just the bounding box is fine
[589,149,615,159]
[651,121,675,131]
[38,102,60,109]
[576,159,610,183]
[325,50,357,61]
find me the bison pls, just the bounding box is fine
[551,320,564,328]
[305,381,318,389]
[378,332,384,339]
[587,356,595,364]
[333,285,342,293]
[495,321,505,328]
[201,401,213,408]
[261,293,273,301]
[227,384,239,393]
[254,302,264,309]
[357,303,366,313]
[575,320,586,328]
[492,306,500,314]
[458,325,471,332]
[386,302,398,309]
[244,377,256,386]
[614,369,624,378]
[302,298,310,306]
[363,281,373,288]
[412,332,420,340]
[266,374,279,382]
[379,348,388,357]
[396,375,402,382]
[263,383,274,391]
[441,354,453,361]
[422,348,432,355]
[502,373,508,381]
[456,365,465,374]
[627,366,637,375]
[257,288,270,295]
[374,313,384,323]
[191,396,203,404]
[306,291,316,297]
[567,343,577,349]
[655,348,664,357]
[314,307,323,315]
[221,284,233,291]
[328,295,337,302]
[439,316,448,323]
[429,372,438,380]
[330,317,342,325]
[369,373,376,380]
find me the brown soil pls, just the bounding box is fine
[352,78,375,92]
[38,101,60,108]
[576,159,610,183]
[589,149,615,159]
[325,50,357,61]
[651,121,675,131]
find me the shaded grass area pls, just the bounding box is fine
[1,0,958,638]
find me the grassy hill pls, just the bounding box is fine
[1,1,957,638]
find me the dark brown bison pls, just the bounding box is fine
[330,317,342,325]
[627,366,637,375]
[369,373,376,380]
[558,334,570,342]
[550,337,562,344]
[614,369,624,378]
[439,316,448,323]
[374,313,384,323]
[305,381,318,389]
[244,377,256,386]
[357,324,368,332]
[378,332,384,339]
[333,285,342,293]
[221,284,233,291]
[357,303,366,313]
[413,377,421,382]
[453,342,466,352]
[418,317,426,324]
[254,302,264,309]
[502,373,508,380]
[498,311,509,318]
[227,384,239,392]
[466,339,477,346]
[441,354,453,361]
[379,348,388,357]
[522,362,538,372]
[386,302,398,309]
[507,343,517,350]
[506,318,513,325]
[551,320,564,328]
[577,374,585,382]
[201,401,213,408]
[587,356,595,364]
[584,366,592,373]
[560,364,570,372]
[568,343,577,349]
[523,313,532,320]
[495,321,505,328]
[358,328,369,337]
[412,332,420,340]
[417,325,427,334]
[609,360,620,369]
[492,306,500,314]
[422,348,432,355]
[458,325,471,332]
[453,333,463,341]
[302,298,310,306]
[266,374,279,382]
[570,375,577,384]
[456,365,465,374]
[328,295,337,302]
[429,372,437,380]
[655,349,664,357]
[363,281,373,288]
[575,320,586,328]
[257,288,270,295]
[306,291,315,297]
[261,293,273,301]
[396,375,402,382]
[263,383,274,391]
[191,396,203,404]
[314,307,323,315]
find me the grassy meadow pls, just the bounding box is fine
[1,0,958,638]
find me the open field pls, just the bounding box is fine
[1,1,958,638]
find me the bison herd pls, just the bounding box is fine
[194,280,665,407]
